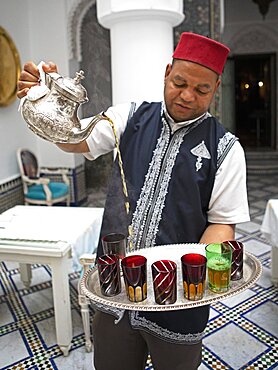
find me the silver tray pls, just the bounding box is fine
[80,243,262,311]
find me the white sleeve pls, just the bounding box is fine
[82,102,134,160]
[207,141,250,224]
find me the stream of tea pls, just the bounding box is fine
[103,114,134,251]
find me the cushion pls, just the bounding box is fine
[27,182,69,200]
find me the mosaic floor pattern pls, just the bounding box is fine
[0,174,277,369]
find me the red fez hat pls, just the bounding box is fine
[173,32,230,75]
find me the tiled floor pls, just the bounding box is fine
[0,174,277,369]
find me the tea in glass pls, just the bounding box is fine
[181,253,207,300]
[121,255,147,302]
[205,243,232,293]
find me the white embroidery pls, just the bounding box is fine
[190,140,211,172]
[129,109,210,250]
[92,302,125,323]
[130,311,203,344]
[145,121,185,249]
[128,121,170,251]
[217,132,237,169]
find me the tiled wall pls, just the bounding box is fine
[42,164,87,205]
[0,163,87,213]
[0,177,24,214]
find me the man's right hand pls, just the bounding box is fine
[17,61,58,99]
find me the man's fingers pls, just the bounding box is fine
[42,61,58,73]
[18,80,38,90]
[23,61,40,79]
[17,88,30,99]
[19,70,39,83]
[17,60,58,99]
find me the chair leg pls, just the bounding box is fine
[19,263,32,288]
[78,286,93,352]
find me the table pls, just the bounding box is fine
[0,205,103,355]
[260,199,278,286]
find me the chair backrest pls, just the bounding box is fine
[17,148,39,179]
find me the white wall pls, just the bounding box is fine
[0,1,35,182]
[0,0,83,185]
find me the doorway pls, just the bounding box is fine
[234,53,276,149]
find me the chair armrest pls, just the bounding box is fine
[22,175,52,201]
[40,167,69,175]
[23,175,50,185]
[40,167,70,186]
[79,253,96,273]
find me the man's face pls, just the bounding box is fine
[164,59,220,122]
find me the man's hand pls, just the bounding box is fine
[17,61,57,99]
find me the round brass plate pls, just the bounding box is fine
[0,26,21,107]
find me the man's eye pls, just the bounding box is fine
[174,82,185,87]
[197,89,209,95]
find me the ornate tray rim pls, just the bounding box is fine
[80,244,262,311]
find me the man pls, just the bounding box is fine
[18,32,250,370]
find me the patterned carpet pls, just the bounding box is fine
[0,173,277,369]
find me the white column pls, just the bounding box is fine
[96,0,184,104]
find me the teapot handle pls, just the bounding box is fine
[24,61,51,102]
[37,62,61,88]
[37,61,47,86]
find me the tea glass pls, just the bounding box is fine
[222,240,244,280]
[121,255,147,302]
[102,233,127,260]
[205,243,232,293]
[97,254,121,296]
[151,260,177,305]
[181,253,207,300]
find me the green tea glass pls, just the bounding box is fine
[205,243,232,293]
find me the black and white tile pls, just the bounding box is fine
[0,174,277,369]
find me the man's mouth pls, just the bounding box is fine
[175,103,192,111]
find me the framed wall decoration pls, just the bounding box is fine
[0,26,21,107]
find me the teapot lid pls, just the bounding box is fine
[52,70,88,103]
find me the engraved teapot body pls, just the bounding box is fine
[21,70,106,144]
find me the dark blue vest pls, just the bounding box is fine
[97,102,236,339]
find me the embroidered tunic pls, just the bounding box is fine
[84,101,250,344]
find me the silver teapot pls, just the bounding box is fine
[21,70,109,144]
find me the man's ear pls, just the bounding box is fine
[164,63,172,80]
[215,78,221,92]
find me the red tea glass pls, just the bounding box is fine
[151,260,177,305]
[97,254,121,296]
[102,233,127,260]
[222,240,244,280]
[121,255,147,302]
[181,253,207,301]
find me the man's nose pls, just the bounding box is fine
[180,87,195,102]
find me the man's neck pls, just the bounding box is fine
[162,102,207,133]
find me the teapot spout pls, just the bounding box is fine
[68,113,109,144]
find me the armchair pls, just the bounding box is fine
[17,148,70,206]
